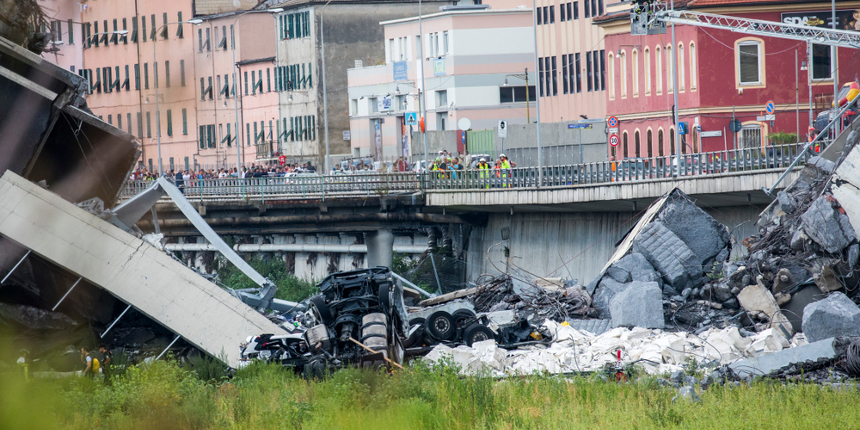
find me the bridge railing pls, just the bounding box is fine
[120,142,820,200]
[425,142,818,189]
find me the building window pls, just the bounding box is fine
[198,29,203,52]
[180,60,185,87]
[182,109,188,135]
[600,49,605,90]
[177,12,184,38]
[443,31,449,55]
[634,130,641,157]
[144,63,149,89]
[267,68,271,92]
[647,129,653,158]
[538,57,545,96]
[153,62,158,88]
[622,131,628,158]
[658,129,664,156]
[678,43,685,91]
[550,6,555,23]
[146,112,152,138]
[165,61,170,87]
[608,52,615,99]
[670,127,676,155]
[584,0,590,18]
[562,54,569,94]
[166,110,173,136]
[632,49,639,97]
[737,39,762,85]
[137,113,143,138]
[244,71,249,95]
[561,4,566,21]
[127,113,132,135]
[573,2,579,19]
[656,47,662,94]
[499,86,535,103]
[689,43,697,90]
[437,90,448,108]
[574,53,581,93]
[811,43,832,81]
[644,48,651,95]
[551,57,558,96]
[586,52,593,92]
[666,45,673,92]
[620,51,626,98]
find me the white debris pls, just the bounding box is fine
[423,320,796,377]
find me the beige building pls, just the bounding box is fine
[38,0,83,74]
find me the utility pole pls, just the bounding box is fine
[671,0,681,173]
[531,0,543,186]
[419,0,428,167]
[525,67,530,123]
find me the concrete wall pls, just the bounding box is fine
[466,205,763,285]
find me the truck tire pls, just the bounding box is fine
[463,324,495,347]
[309,295,333,325]
[452,309,476,328]
[404,318,425,348]
[426,311,456,341]
[361,313,388,352]
[378,283,393,315]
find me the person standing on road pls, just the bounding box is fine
[175,170,184,194]
[81,347,94,378]
[476,158,490,189]
[499,154,515,187]
[99,344,113,386]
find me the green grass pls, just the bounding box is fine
[216,256,318,302]
[3,358,860,430]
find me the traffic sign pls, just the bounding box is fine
[729,119,742,133]
[567,123,592,129]
[405,112,418,125]
[765,100,775,114]
[609,134,619,147]
[607,116,618,128]
[608,127,618,133]
[756,115,776,121]
[498,120,508,138]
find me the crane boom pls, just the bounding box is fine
[632,2,860,48]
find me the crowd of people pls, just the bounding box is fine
[129,162,318,183]
[428,150,517,184]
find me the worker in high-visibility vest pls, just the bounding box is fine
[499,154,516,187]
[476,158,490,189]
[807,126,820,153]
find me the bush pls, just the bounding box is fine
[217,256,317,302]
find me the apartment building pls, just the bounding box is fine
[347,5,535,159]
[194,11,278,168]
[273,0,452,170]
[38,0,83,74]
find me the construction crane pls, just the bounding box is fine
[631,2,860,48]
[628,1,860,194]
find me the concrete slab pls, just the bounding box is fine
[0,172,286,368]
[728,337,836,379]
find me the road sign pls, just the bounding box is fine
[756,115,776,121]
[498,120,508,138]
[701,130,723,137]
[678,122,687,135]
[405,112,418,125]
[393,61,408,81]
[608,127,618,133]
[765,100,775,114]
[458,117,471,131]
[607,116,618,128]
[567,123,592,129]
[342,130,351,141]
[609,134,619,147]
[729,119,742,133]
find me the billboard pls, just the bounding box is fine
[781,10,860,31]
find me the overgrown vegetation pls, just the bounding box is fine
[3,358,860,430]
[217,256,318,302]
[767,132,800,146]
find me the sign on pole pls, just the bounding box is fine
[609,134,619,147]
[433,58,446,76]
[567,123,592,129]
[765,100,775,114]
[607,116,618,128]
[342,130,351,141]
[405,112,418,125]
[498,120,508,138]
[608,127,618,133]
[393,61,408,81]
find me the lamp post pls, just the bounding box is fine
[231,9,283,172]
[531,0,543,186]
[419,0,428,170]
[319,0,334,172]
[150,21,201,176]
[671,0,681,175]
[504,68,532,123]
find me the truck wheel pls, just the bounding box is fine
[463,324,495,347]
[310,295,333,325]
[426,311,456,341]
[378,283,393,315]
[452,309,476,328]
[361,313,388,353]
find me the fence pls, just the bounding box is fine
[120,142,819,201]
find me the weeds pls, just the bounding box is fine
[2,358,859,430]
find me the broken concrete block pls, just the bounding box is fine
[771,268,794,294]
[808,156,836,174]
[712,282,733,303]
[606,266,632,283]
[729,337,836,378]
[737,281,794,337]
[777,191,798,214]
[813,262,843,294]
[673,386,701,403]
[655,195,731,268]
[790,229,809,251]
[593,277,629,317]
[632,221,702,289]
[801,292,860,343]
[609,281,664,329]
[800,196,856,254]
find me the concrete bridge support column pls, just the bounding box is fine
[365,229,395,268]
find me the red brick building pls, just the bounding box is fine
[595,0,860,160]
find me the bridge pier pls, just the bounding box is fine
[365,229,395,269]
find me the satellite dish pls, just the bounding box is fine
[458,117,471,131]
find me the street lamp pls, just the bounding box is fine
[530,0,543,186]
[231,9,282,171]
[319,0,335,172]
[504,69,532,123]
[151,21,200,176]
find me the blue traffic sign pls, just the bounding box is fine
[405,112,418,125]
[765,100,775,114]
[608,116,618,128]
[568,123,592,129]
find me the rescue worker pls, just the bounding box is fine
[476,158,490,189]
[499,154,516,187]
[808,126,820,153]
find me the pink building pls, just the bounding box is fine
[38,0,83,74]
[194,12,278,168]
[347,5,535,159]
[78,0,198,173]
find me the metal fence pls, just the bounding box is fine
[120,142,818,201]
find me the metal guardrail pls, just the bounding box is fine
[120,143,818,201]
